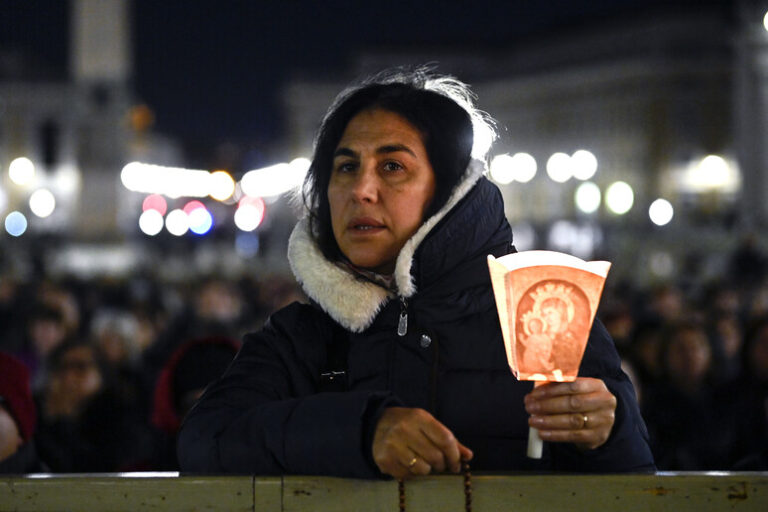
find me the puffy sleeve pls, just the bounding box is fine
[550,319,656,472]
[176,303,399,477]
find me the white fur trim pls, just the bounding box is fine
[288,219,391,332]
[394,158,485,298]
[287,158,486,332]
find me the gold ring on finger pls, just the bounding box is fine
[582,414,589,429]
[408,457,418,469]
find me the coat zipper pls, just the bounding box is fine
[397,297,408,336]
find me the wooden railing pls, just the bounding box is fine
[1,472,767,511]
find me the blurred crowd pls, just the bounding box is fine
[0,268,304,473]
[601,234,768,470]
[1,235,767,473]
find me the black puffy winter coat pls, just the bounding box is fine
[177,163,655,477]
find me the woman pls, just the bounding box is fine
[177,69,654,478]
[642,319,727,469]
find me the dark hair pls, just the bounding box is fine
[46,337,103,376]
[657,318,713,381]
[28,303,65,326]
[742,314,768,379]
[303,69,481,261]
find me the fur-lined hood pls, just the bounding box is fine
[288,159,486,333]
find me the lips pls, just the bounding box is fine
[348,217,385,232]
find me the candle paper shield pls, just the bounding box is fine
[488,251,611,382]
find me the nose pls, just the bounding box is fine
[350,162,379,203]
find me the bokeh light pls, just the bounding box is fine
[29,189,56,218]
[574,182,601,214]
[209,170,236,201]
[649,198,674,226]
[188,206,214,235]
[676,154,740,194]
[696,154,730,189]
[510,152,537,183]
[605,181,634,215]
[0,185,7,213]
[5,211,28,236]
[234,196,266,232]
[571,150,598,180]
[142,194,168,216]
[165,209,189,236]
[121,162,212,198]
[546,152,572,183]
[241,158,309,198]
[182,200,206,215]
[489,154,515,184]
[9,157,35,186]
[120,162,143,191]
[51,164,81,196]
[138,209,164,236]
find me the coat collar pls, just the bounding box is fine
[288,159,486,333]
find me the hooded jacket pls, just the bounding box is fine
[177,162,654,476]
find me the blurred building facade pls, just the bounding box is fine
[283,0,768,284]
[2,1,768,286]
[0,0,183,278]
[0,1,183,227]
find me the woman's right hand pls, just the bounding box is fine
[372,406,473,479]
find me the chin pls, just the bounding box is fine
[349,256,394,274]
[354,260,387,272]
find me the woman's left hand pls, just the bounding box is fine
[524,377,616,450]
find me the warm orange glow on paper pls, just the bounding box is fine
[488,251,611,382]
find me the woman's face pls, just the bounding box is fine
[55,346,102,403]
[666,328,711,383]
[328,109,436,273]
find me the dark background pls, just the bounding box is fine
[1,0,733,161]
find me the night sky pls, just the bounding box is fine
[1,0,733,165]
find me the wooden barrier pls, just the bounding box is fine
[1,472,767,511]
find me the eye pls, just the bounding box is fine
[382,161,404,172]
[335,161,357,173]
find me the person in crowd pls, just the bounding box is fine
[89,307,153,420]
[14,303,70,388]
[178,68,654,478]
[645,283,685,323]
[140,276,248,392]
[0,351,47,473]
[601,301,635,355]
[34,338,105,471]
[626,317,665,397]
[642,318,729,470]
[721,315,768,469]
[34,338,153,472]
[150,336,240,470]
[708,311,744,385]
[727,233,767,292]
[90,308,143,369]
[34,280,81,339]
[250,274,307,328]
